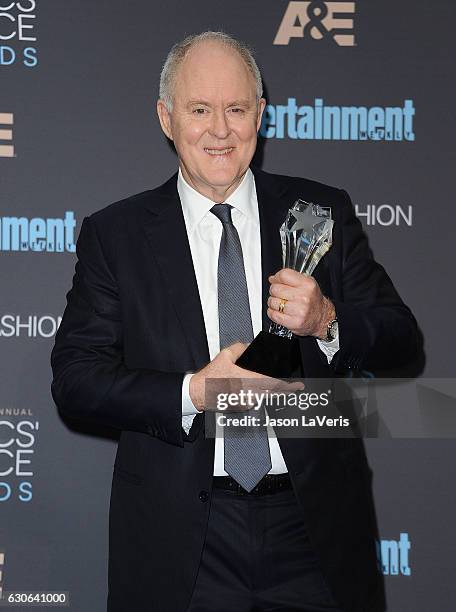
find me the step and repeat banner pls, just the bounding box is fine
[1,1,455,610]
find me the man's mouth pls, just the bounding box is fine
[204,147,234,156]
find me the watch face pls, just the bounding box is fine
[328,320,339,340]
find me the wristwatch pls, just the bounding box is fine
[326,318,339,342]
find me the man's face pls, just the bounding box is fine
[157,41,266,202]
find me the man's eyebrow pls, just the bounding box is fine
[186,99,211,106]
[186,99,253,107]
[226,99,252,107]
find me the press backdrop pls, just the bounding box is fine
[1,1,455,610]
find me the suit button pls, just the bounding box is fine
[198,490,209,503]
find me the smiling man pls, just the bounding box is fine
[156,38,265,203]
[51,32,418,612]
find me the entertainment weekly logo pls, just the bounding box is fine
[260,98,415,142]
[0,113,14,157]
[0,0,38,67]
[274,1,355,46]
[379,533,411,576]
[0,212,77,252]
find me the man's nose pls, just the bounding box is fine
[209,110,230,139]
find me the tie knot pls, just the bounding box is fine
[211,203,233,225]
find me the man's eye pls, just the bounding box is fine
[230,108,245,114]
[193,108,207,115]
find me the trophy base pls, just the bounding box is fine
[235,330,301,378]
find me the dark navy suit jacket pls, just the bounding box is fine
[51,168,418,612]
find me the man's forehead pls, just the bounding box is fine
[175,43,257,99]
[179,42,253,81]
[183,40,243,64]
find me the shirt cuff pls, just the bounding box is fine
[182,373,199,416]
[316,336,340,364]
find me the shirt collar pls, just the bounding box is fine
[177,167,257,233]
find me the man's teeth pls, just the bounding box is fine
[204,148,234,155]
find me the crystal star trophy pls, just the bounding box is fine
[236,199,334,377]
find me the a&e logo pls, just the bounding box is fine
[274,1,355,46]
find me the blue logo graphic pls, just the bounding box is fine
[0,212,76,252]
[0,1,38,68]
[378,533,411,576]
[260,98,415,142]
[0,419,38,503]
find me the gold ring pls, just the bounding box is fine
[278,298,287,314]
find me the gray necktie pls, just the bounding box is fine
[211,203,272,492]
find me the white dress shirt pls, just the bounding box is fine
[177,168,339,475]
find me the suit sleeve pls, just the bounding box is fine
[51,216,185,447]
[330,190,419,373]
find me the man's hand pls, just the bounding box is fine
[189,342,303,412]
[267,268,335,339]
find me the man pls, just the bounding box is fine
[51,32,418,611]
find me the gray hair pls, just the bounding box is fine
[159,31,263,111]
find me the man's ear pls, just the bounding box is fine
[157,100,173,140]
[256,98,266,132]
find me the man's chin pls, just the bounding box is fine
[202,167,248,189]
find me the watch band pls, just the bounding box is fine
[326,318,338,342]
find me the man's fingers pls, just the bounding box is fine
[268,283,298,300]
[233,364,270,379]
[270,379,305,392]
[267,296,302,316]
[267,306,295,329]
[269,268,307,287]
[223,341,249,362]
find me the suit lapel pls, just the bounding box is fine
[141,169,288,359]
[141,174,210,370]
[253,168,289,331]
[138,169,331,371]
